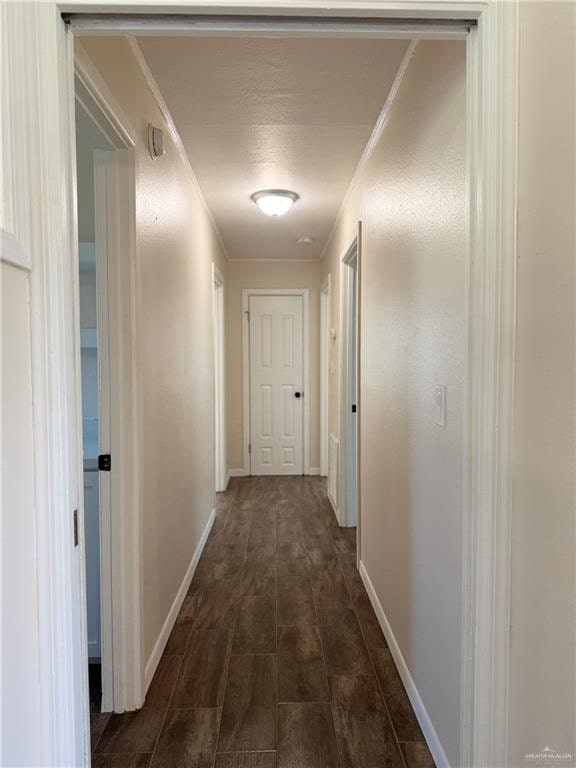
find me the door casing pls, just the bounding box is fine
[339,236,360,533]
[14,3,519,766]
[76,42,143,715]
[320,275,331,477]
[213,263,227,491]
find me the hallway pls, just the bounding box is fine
[90,477,434,768]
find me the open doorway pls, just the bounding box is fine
[339,236,359,534]
[75,103,110,712]
[213,264,226,492]
[7,3,517,764]
[320,275,331,478]
[74,48,142,714]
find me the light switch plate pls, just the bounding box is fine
[434,385,447,427]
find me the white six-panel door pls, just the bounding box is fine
[249,295,304,475]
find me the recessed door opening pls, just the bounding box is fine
[213,265,226,492]
[70,26,473,768]
[320,276,331,478]
[244,290,309,476]
[75,101,113,713]
[74,48,143,717]
[340,237,359,536]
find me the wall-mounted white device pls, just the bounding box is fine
[434,385,447,427]
[148,125,165,159]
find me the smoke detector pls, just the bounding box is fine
[148,125,165,159]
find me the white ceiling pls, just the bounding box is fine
[137,37,409,261]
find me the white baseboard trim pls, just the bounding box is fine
[223,468,247,489]
[307,467,320,476]
[328,500,340,528]
[144,507,216,692]
[227,468,247,480]
[358,560,450,768]
[327,492,339,519]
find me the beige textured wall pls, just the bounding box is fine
[79,38,228,663]
[508,3,575,765]
[322,41,466,764]
[226,260,321,471]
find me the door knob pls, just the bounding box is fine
[294,391,302,399]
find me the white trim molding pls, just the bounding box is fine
[2,5,89,765]
[338,236,360,528]
[65,13,474,37]
[144,508,215,690]
[223,468,247,492]
[8,4,519,766]
[241,288,311,476]
[74,40,136,149]
[320,274,331,477]
[359,561,450,768]
[213,263,227,493]
[460,4,518,767]
[213,264,224,288]
[328,433,339,516]
[75,46,143,715]
[0,228,31,271]
[228,468,248,477]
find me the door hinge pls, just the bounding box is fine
[352,404,357,413]
[98,453,111,471]
[73,509,79,547]
[248,443,252,454]
[245,310,250,322]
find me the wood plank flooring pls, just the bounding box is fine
[91,476,435,768]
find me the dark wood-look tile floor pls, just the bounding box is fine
[91,477,435,768]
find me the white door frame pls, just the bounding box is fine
[76,42,144,714]
[213,263,227,492]
[320,275,331,477]
[1,7,87,764]
[242,288,310,476]
[15,3,518,766]
[93,145,113,701]
[339,238,360,530]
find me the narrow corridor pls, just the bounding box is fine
[90,477,434,768]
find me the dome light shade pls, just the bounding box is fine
[251,190,299,216]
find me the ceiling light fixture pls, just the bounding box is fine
[298,236,315,245]
[251,189,299,217]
